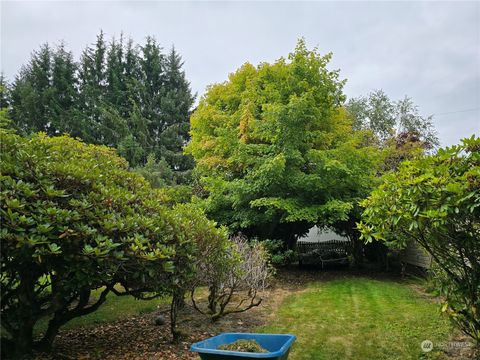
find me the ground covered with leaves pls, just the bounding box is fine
[33,269,477,360]
[33,270,304,360]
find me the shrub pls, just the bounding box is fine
[0,130,208,356]
[359,136,480,344]
[191,235,273,321]
[133,153,174,188]
[262,239,297,266]
[166,203,229,338]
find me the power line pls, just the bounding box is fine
[433,107,480,116]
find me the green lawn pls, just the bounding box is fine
[259,277,452,360]
[30,277,454,360]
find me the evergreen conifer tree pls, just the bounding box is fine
[8,32,196,182]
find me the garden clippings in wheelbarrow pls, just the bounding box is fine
[218,339,268,353]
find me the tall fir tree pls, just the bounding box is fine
[11,44,53,135]
[51,43,78,135]
[0,74,12,129]
[0,74,10,110]
[139,37,164,146]
[8,32,196,182]
[157,47,196,182]
[77,31,108,143]
[10,44,78,136]
[105,34,131,117]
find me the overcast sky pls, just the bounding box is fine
[1,1,479,146]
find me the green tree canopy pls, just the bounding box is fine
[8,32,195,179]
[10,43,78,137]
[187,40,381,247]
[346,89,439,148]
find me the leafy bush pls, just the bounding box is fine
[262,239,297,266]
[359,136,480,344]
[133,153,174,187]
[166,203,229,338]
[191,235,273,321]
[0,130,213,356]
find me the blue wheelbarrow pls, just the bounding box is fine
[190,332,296,360]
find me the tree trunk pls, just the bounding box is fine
[35,316,63,352]
[13,270,40,359]
[12,320,35,359]
[170,291,183,342]
[207,285,217,314]
[36,288,107,353]
[351,237,364,269]
[176,289,186,310]
[286,234,297,251]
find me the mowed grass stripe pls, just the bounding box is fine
[259,278,451,360]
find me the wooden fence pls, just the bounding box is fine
[399,241,432,269]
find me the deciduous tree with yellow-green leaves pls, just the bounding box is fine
[187,39,382,250]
